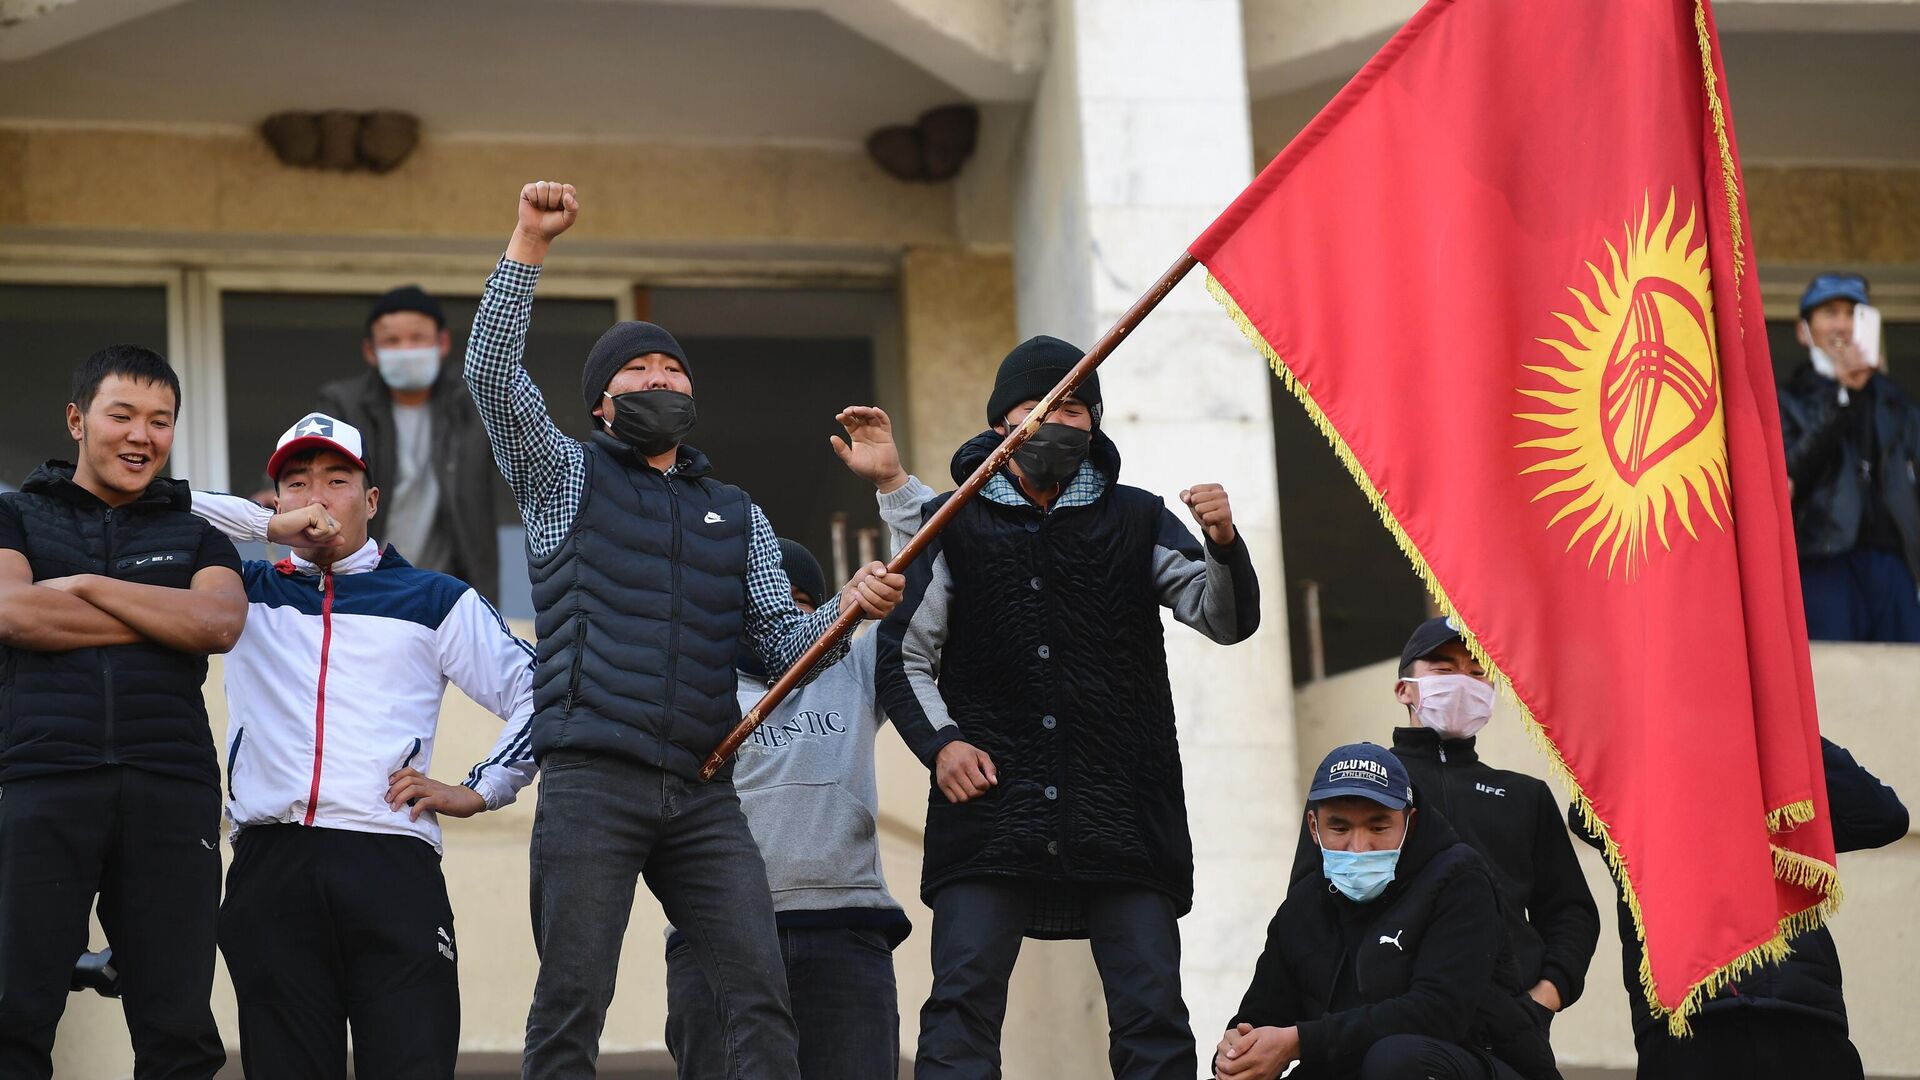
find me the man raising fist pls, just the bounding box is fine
[465,182,905,1079]
[852,336,1264,1080]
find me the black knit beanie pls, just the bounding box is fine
[777,538,828,608]
[364,285,445,335]
[985,335,1100,427]
[581,321,691,418]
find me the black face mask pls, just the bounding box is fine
[604,389,697,456]
[1010,422,1091,490]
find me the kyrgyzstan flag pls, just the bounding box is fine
[1192,0,1838,1028]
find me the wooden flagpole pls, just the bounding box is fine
[700,251,1199,780]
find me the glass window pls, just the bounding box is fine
[0,283,170,492]
[670,334,879,579]
[219,290,617,615]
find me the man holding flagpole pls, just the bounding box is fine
[868,337,1261,1080]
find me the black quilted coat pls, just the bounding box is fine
[877,431,1250,925]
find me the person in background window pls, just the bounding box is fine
[314,286,502,602]
[1778,272,1920,642]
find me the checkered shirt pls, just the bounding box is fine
[463,257,846,674]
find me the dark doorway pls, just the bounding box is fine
[1270,380,1428,684]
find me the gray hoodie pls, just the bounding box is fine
[668,477,935,946]
[731,630,900,918]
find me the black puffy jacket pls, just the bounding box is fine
[1229,802,1560,1079]
[526,436,752,781]
[1573,738,1907,1046]
[0,465,240,788]
[1777,365,1920,583]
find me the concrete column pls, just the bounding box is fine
[1011,0,1300,1058]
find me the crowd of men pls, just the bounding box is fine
[0,179,1908,1080]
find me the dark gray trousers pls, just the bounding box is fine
[521,751,798,1080]
[916,879,1194,1080]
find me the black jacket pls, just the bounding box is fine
[0,465,241,788]
[315,364,503,602]
[1573,737,1906,1044]
[876,431,1258,925]
[1777,365,1920,583]
[1386,727,1599,1007]
[526,437,752,781]
[1229,803,1559,1079]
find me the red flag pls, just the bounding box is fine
[1192,0,1838,1029]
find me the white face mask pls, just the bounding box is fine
[1401,674,1496,739]
[376,346,441,391]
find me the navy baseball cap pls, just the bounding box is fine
[1799,272,1869,317]
[1399,615,1466,676]
[1308,742,1414,810]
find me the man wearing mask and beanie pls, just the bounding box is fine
[665,537,915,1080]
[1376,618,1598,1032]
[315,285,503,602]
[864,336,1261,1080]
[1776,271,1920,642]
[463,180,905,1080]
[1217,744,1557,1080]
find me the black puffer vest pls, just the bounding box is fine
[527,435,751,780]
[0,465,226,788]
[923,431,1193,914]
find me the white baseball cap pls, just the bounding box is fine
[266,412,368,480]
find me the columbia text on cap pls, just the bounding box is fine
[1307,742,1414,810]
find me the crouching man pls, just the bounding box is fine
[1217,743,1557,1080]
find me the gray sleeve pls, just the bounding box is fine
[874,535,962,766]
[876,475,938,559]
[1151,507,1260,645]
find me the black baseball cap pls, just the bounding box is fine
[1399,615,1465,676]
[1307,742,1413,811]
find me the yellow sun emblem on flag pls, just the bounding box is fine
[1517,190,1730,576]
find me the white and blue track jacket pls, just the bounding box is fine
[195,493,537,853]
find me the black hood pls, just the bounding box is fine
[21,461,192,513]
[949,426,1122,489]
[587,431,713,479]
[1288,783,1464,902]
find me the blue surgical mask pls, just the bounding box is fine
[1313,817,1407,903]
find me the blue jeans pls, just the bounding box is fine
[522,751,798,1080]
[667,925,899,1080]
[1800,548,1920,643]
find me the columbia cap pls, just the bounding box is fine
[266,412,368,480]
[1308,742,1413,810]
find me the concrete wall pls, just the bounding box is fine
[1293,644,1920,1077]
[0,127,955,253]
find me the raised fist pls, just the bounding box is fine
[517,181,579,243]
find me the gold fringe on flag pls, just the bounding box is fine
[1694,0,1744,287]
[1204,272,1837,1036]
[1766,798,1816,834]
